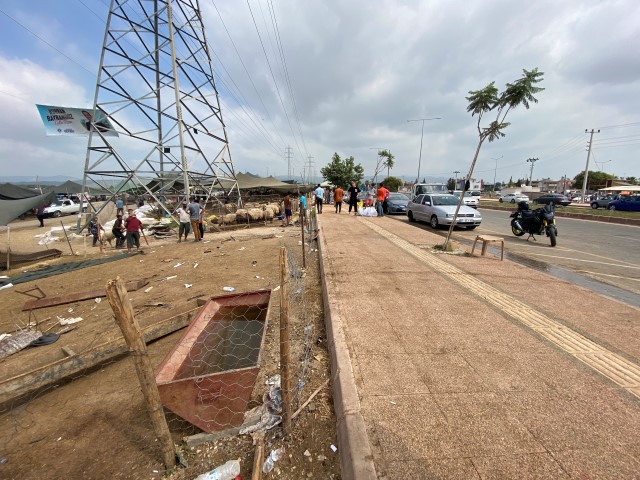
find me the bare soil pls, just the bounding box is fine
[0,220,340,479]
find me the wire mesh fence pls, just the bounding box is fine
[0,208,332,479]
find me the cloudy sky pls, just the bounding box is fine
[0,0,638,186]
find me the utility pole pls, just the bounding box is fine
[491,155,503,191]
[526,157,538,186]
[582,129,600,201]
[305,156,314,184]
[285,146,293,180]
[407,117,441,183]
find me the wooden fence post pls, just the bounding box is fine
[300,201,306,268]
[279,247,292,433]
[105,277,176,468]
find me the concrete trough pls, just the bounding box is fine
[155,290,271,432]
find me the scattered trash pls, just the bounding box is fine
[67,307,74,313]
[303,449,311,457]
[0,275,8,279]
[317,454,327,462]
[222,286,235,292]
[184,284,193,289]
[144,286,154,293]
[193,459,240,480]
[390,401,397,405]
[94,298,102,304]
[330,444,337,453]
[203,250,212,253]
[240,375,282,434]
[173,262,184,268]
[0,283,13,290]
[272,285,281,292]
[0,458,6,464]
[27,332,60,348]
[238,247,245,251]
[166,275,177,280]
[0,330,41,360]
[57,316,84,326]
[202,240,211,244]
[263,448,285,473]
[255,275,262,279]
[251,260,258,266]
[193,262,199,269]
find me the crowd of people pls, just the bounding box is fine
[308,181,391,217]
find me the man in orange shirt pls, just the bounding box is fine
[376,183,387,217]
[334,185,344,213]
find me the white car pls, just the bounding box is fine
[406,194,482,229]
[452,191,479,208]
[499,193,529,203]
[43,199,87,217]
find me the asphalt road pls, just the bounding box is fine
[391,207,640,300]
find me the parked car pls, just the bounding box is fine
[384,192,410,214]
[533,194,571,206]
[499,193,529,203]
[406,194,482,229]
[607,196,640,212]
[452,191,479,208]
[590,195,615,209]
[43,199,87,217]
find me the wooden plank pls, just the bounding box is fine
[0,304,199,408]
[22,279,149,311]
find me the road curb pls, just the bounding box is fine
[316,219,377,480]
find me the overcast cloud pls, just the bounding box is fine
[0,0,638,185]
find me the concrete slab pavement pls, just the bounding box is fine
[317,211,640,479]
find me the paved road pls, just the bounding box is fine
[389,208,640,298]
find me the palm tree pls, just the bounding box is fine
[379,150,395,179]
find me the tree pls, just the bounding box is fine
[573,170,615,190]
[444,68,544,248]
[446,178,456,190]
[320,153,364,188]
[381,176,402,192]
[625,176,638,185]
[379,150,395,179]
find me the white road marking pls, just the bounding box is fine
[576,270,640,282]
[525,253,640,270]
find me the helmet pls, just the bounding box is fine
[517,201,529,210]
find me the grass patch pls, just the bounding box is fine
[480,202,639,219]
[433,243,455,252]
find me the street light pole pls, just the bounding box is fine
[526,157,538,186]
[491,155,503,191]
[407,117,441,183]
[453,171,460,189]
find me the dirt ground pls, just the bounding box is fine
[0,218,340,479]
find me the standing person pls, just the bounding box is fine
[283,194,293,226]
[35,203,47,227]
[376,183,386,217]
[365,184,375,207]
[187,197,202,241]
[176,202,191,242]
[299,192,307,225]
[347,180,360,215]
[115,196,124,216]
[314,184,324,214]
[198,204,205,239]
[112,214,126,248]
[124,210,143,253]
[334,185,344,213]
[88,216,104,247]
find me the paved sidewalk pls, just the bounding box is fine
[317,212,640,479]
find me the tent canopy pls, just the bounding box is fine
[599,185,640,192]
[0,183,40,200]
[0,191,56,226]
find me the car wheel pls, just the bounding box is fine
[608,205,616,211]
[430,215,439,229]
[590,203,598,209]
[510,199,516,203]
[499,198,503,203]
[52,210,62,218]
[408,211,416,222]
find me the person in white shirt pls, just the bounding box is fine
[176,202,191,242]
[314,184,325,214]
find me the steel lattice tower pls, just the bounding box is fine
[79,0,239,227]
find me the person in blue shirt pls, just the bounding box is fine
[314,184,325,214]
[115,196,124,216]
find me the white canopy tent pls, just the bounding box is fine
[599,185,640,192]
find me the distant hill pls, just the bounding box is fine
[0,175,78,185]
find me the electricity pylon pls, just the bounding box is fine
[79,0,239,229]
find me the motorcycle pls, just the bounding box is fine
[510,201,558,247]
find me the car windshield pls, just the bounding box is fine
[432,195,458,206]
[389,193,409,201]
